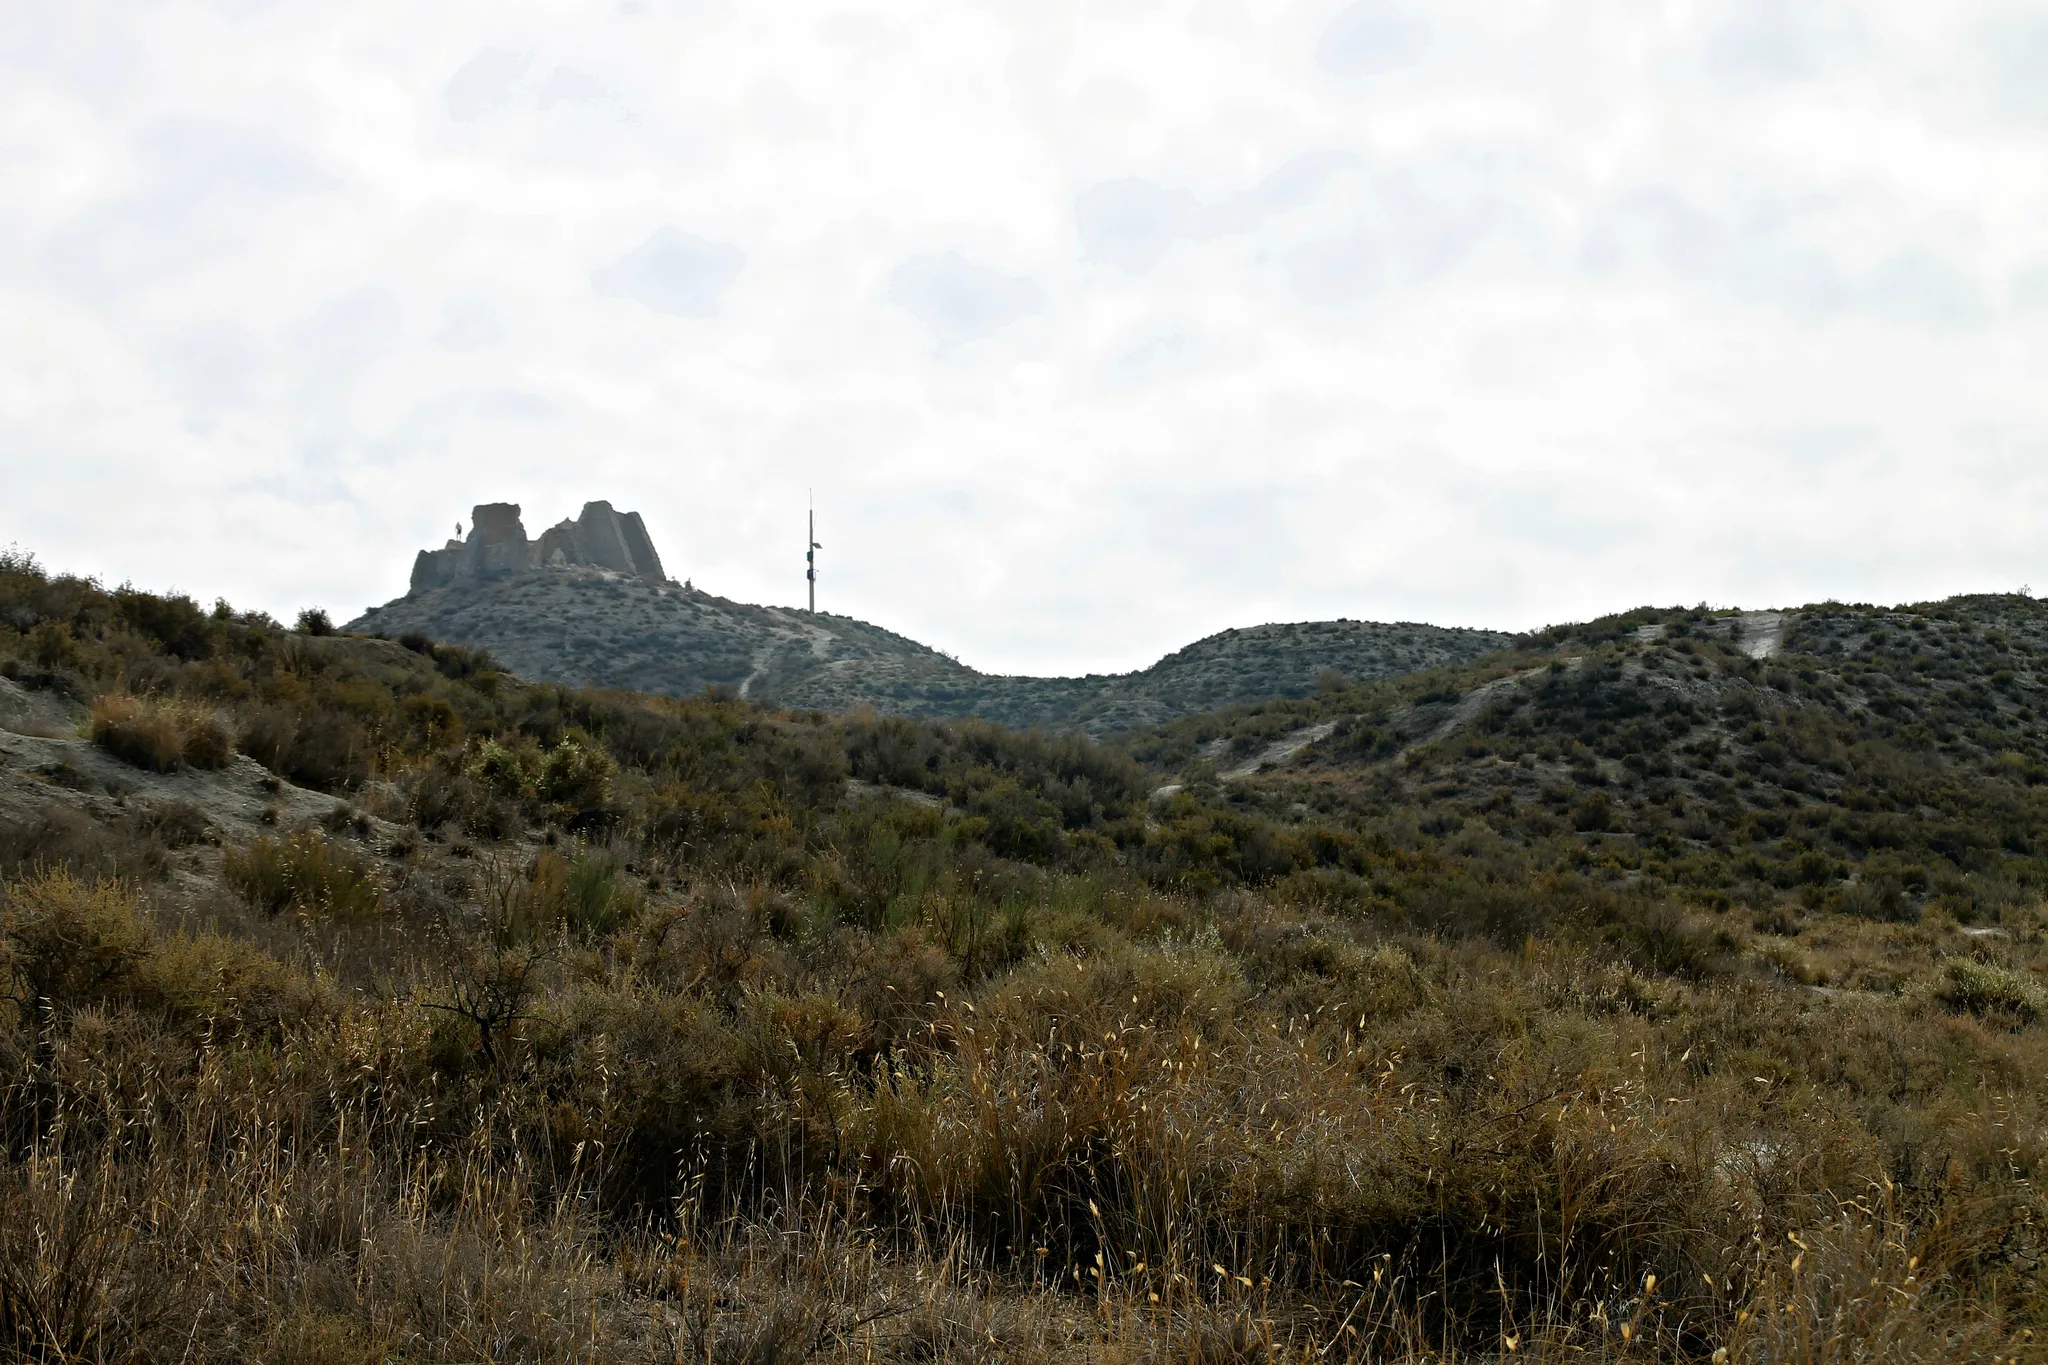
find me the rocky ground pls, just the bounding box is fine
[0,676,411,908]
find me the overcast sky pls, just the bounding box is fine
[4,2,2046,674]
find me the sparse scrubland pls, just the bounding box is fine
[2,551,2046,1362]
[348,565,1511,734]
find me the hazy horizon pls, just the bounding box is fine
[4,2,2044,674]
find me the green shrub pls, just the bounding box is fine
[1616,903,1728,979]
[563,850,639,943]
[465,737,539,801]
[476,848,641,946]
[537,733,616,815]
[222,831,382,918]
[406,761,513,836]
[1570,793,1613,832]
[1840,875,1916,923]
[431,642,497,681]
[136,930,329,1039]
[115,588,220,660]
[401,693,462,747]
[0,868,150,1012]
[1927,957,2047,1024]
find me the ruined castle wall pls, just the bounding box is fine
[617,510,666,582]
[574,501,639,574]
[406,500,670,595]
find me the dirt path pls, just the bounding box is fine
[1737,611,1788,659]
[1219,721,1339,781]
[736,645,772,699]
[737,611,847,698]
[1149,717,1345,799]
[1388,661,1576,762]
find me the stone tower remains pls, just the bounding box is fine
[409,501,670,593]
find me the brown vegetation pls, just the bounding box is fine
[2,552,2046,1360]
[87,692,230,773]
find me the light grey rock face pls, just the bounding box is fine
[407,500,671,594]
[613,508,665,582]
[536,501,668,582]
[572,503,636,573]
[409,549,445,593]
[471,503,527,544]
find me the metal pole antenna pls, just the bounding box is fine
[806,498,821,614]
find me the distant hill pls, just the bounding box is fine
[1126,593,2048,922]
[346,501,1515,732]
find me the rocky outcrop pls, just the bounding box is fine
[537,501,666,581]
[409,501,670,594]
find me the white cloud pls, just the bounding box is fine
[1076,177,1202,273]
[887,252,1045,349]
[592,227,746,319]
[1317,1,1430,80]
[1,0,2045,676]
[443,47,529,122]
[1986,9,2048,123]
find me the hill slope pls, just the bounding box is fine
[1127,594,2048,931]
[347,566,1514,732]
[4,554,2046,1359]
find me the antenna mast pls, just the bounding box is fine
[806,495,821,614]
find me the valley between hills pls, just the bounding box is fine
[4,532,2048,1361]
[349,567,1511,735]
[345,501,1512,733]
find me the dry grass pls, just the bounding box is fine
[1927,955,2048,1025]
[87,691,230,773]
[223,830,384,919]
[11,563,2048,1360]
[3,867,2043,1363]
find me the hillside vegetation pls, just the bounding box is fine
[3,551,2046,1362]
[1142,598,2048,947]
[347,567,1511,733]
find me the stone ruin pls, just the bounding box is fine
[410,501,670,593]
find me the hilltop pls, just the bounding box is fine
[345,501,1514,732]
